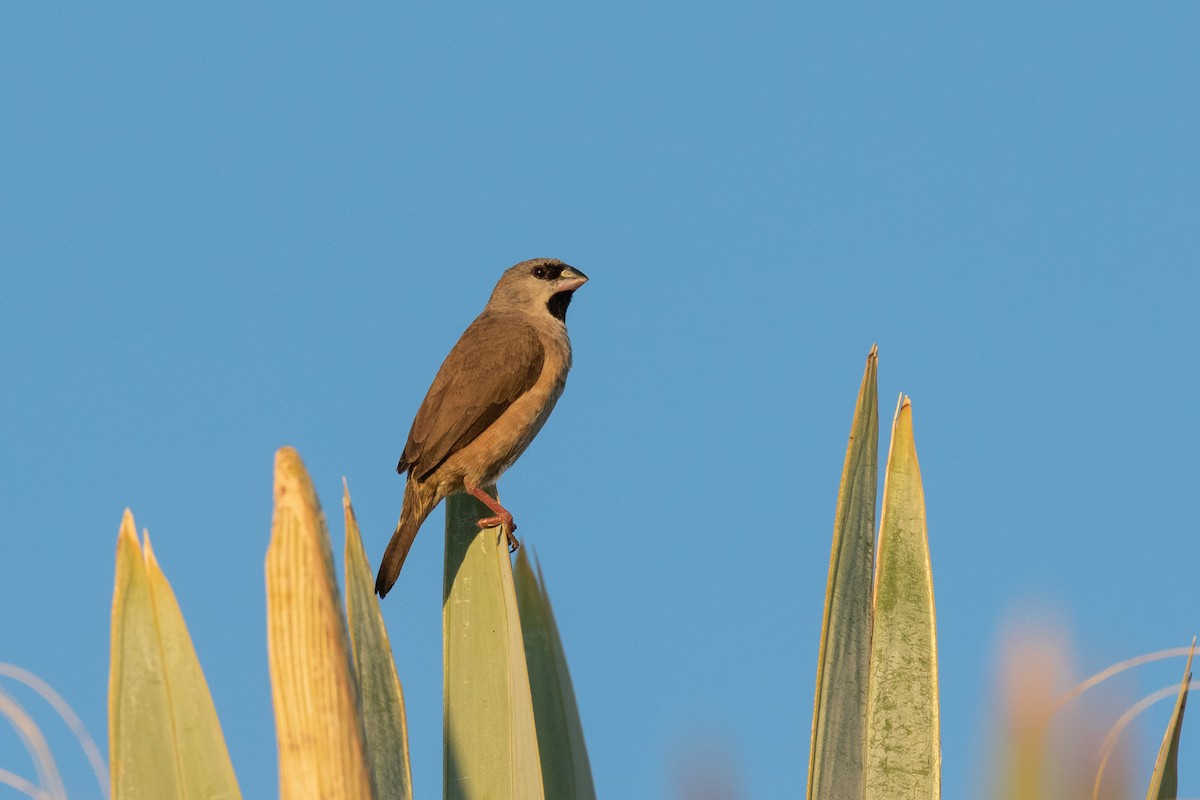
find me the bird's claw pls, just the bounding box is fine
[476,515,520,552]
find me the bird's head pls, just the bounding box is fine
[489,258,589,322]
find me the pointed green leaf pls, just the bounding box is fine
[515,550,596,800]
[1146,641,1194,800]
[344,483,414,800]
[865,396,941,800]
[809,345,879,800]
[265,448,375,800]
[444,490,545,800]
[109,510,241,800]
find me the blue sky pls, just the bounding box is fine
[2,3,1198,798]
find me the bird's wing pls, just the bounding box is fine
[399,314,545,481]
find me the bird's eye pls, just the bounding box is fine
[532,266,547,278]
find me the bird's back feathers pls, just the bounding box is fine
[398,313,546,481]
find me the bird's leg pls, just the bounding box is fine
[464,484,520,552]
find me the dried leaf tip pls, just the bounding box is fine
[869,343,879,358]
[118,509,138,547]
[273,446,304,482]
[275,446,300,462]
[142,530,159,567]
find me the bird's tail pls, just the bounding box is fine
[375,479,440,598]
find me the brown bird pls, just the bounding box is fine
[375,258,588,597]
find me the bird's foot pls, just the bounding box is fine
[476,515,520,552]
[465,483,520,552]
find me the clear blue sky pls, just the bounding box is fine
[2,3,1197,798]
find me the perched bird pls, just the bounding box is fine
[375,258,588,598]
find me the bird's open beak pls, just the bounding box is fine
[557,266,588,292]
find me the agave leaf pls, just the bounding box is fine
[865,396,941,800]
[515,549,596,800]
[109,510,240,800]
[443,490,545,800]
[343,482,414,800]
[808,345,879,800]
[265,448,375,800]
[1145,640,1194,800]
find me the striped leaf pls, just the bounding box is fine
[809,345,879,800]
[265,448,375,800]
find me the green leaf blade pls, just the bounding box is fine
[515,549,596,800]
[344,483,414,800]
[108,510,241,800]
[809,346,879,800]
[1146,640,1194,800]
[443,490,545,800]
